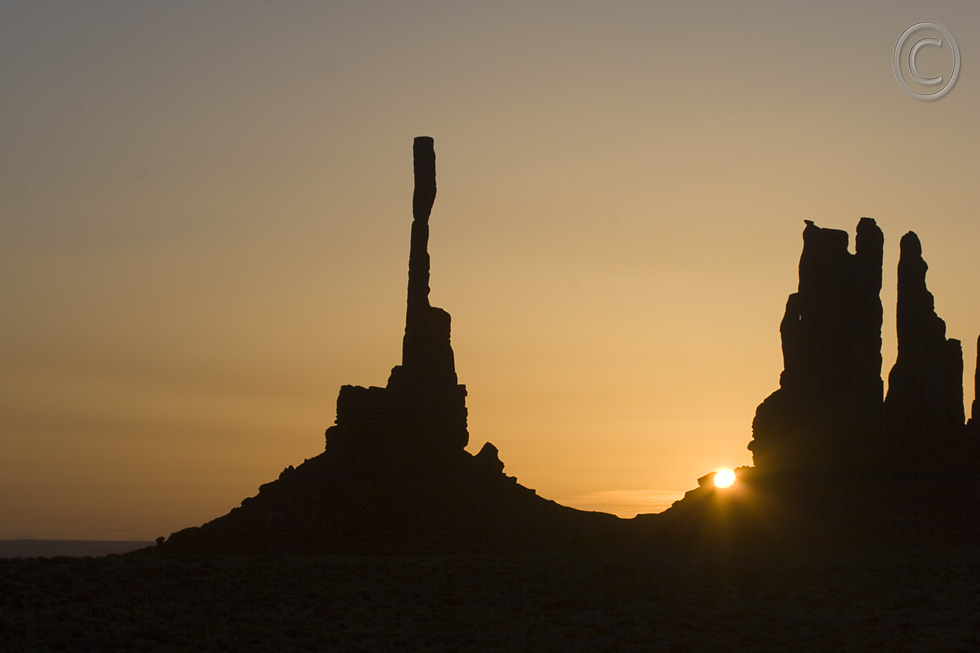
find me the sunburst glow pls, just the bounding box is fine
[714,468,736,488]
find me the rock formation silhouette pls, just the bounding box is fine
[663,218,980,545]
[328,137,468,460]
[971,335,980,434]
[748,220,976,476]
[884,232,965,466]
[159,137,622,554]
[156,146,980,554]
[748,218,884,472]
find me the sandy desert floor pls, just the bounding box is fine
[4,541,980,652]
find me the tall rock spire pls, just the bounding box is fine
[330,137,468,455]
[405,136,435,347]
[386,136,468,450]
[884,232,964,463]
[398,136,458,386]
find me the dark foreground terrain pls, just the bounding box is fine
[3,542,980,651]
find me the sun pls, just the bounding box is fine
[714,468,736,488]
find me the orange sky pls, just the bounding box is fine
[2,2,979,540]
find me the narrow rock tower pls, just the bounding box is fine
[386,136,468,450]
[883,232,964,464]
[329,137,468,456]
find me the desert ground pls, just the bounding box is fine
[3,541,980,651]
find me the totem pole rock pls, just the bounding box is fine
[329,137,468,457]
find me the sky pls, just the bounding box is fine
[2,1,979,541]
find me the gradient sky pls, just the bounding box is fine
[3,1,979,540]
